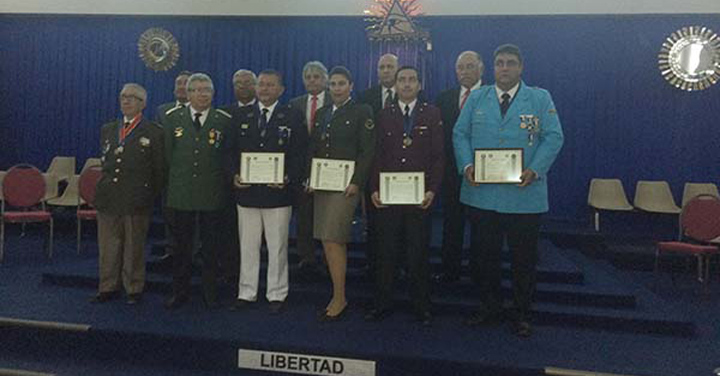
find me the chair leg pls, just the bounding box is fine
[594,211,600,232]
[48,218,54,259]
[654,248,660,274]
[0,220,4,263]
[77,218,82,255]
[696,255,704,283]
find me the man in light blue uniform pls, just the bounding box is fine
[453,44,564,337]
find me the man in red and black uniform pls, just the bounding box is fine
[364,66,444,326]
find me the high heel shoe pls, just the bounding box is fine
[318,303,348,323]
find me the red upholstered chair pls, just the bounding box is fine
[655,194,720,283]
[77,166,102,254]
[0,164,54,263]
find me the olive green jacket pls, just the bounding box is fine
[309,100,376,187]
[164,106,234,211]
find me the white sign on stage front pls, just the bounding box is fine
[240,152,285,184]
[310,158,355,192]
[379,172,424,205]
[238,348,376,376]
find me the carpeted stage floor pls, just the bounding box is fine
[0,215,719,376]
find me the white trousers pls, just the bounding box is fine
[237,205,291,302]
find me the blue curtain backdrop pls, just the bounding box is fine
[1,13,719,221]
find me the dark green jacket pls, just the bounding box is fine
[164,106,234,211]
[95,118,165,215]
[309,100,376,187]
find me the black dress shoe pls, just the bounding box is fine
[126,294,142,305]
[89,291,120,304]
[318,304,348,323]
[364,308,392,322]
[164,295,189,310]
[203,298,219,310]
[268,300,286,315]
[463,309,502,327]
[229,299,254,311]
[511,320,532,338]
[432,272,459,284]
[417,311,433,327]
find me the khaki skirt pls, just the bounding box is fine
[313,190,361,243]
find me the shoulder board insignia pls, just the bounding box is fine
[364,119,375,130]
[216,109,232,118]
[548,109,557,114]
[165,106,183,116]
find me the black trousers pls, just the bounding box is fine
[171,209,223,303]
[295,190,317,265]
[374,206,431,313]
[467,207,540,318]
[364,189,378,274]
[440,170,466,278]
[219,204,239,281]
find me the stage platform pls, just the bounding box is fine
[0,223,719,376]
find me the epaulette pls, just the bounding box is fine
[216,109,233,118]
[165,106,183,116]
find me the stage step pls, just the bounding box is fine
[40,267,634,310]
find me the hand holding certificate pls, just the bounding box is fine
[379,172,425,205]
[240,152,285,184]
[473,149,523,184]
[309,158,355,192]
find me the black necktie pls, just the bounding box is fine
[403,104,412,135]
[500,93,511,117]
[383,89,392,109]
[193,112,202,131]
[259,108,269,138]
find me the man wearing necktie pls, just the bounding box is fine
[229,69,258,109]
[453,44,564,337]
[154,71,192,264]
[434,51,484,285]
[361,53,399,117]
[365,66,444,327]
[163,73,235,310]
[289,61,331,274]
[231,70,308,314]
[155,71,192,127]
[92,83,165,305]
[360,53,399,280]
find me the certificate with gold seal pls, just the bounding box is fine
[240,152,284,184]
[310,158,355,192]
[380,172,424,205]
[473,148,523,184]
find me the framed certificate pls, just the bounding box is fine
[473,148,523,184]
[310,158,355,192]
[379,172,425,205]
[240,152,285,184]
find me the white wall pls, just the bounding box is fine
[2,0,720,16]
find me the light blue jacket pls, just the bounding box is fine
[453,82,564,214]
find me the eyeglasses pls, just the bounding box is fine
[188,87,214,94]
[120,94,143,102]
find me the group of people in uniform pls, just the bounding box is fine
[90,43,563,338]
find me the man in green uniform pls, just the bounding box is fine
[164,73,235,309]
